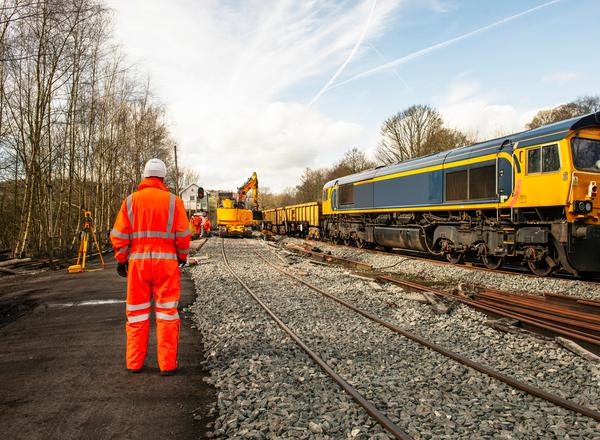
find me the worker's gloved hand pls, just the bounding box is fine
[117,261,128,278]
[177,258,187,268]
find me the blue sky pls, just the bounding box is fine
[106,0,599,191]
[309,0,600,142]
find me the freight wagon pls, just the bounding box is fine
[262,202,321,238]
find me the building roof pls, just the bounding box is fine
[179,183,199,196]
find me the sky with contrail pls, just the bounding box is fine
[307,0,378,108]
[105,0,598,192]
[329,0,561,90]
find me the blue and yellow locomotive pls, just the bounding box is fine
[320,112,600,276]
[265,112,600,276]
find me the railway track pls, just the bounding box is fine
[220,238,411,439]
[221,238,600,438]
[282,238,600,349]
[296,237,600,284]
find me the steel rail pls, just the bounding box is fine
[254,249,600,422]
[475,298,600,332]
[220,240,412,440]
[474,296,600,330]
[378,275,600,346]
[285,243,373,270]
[579,298,600,308]
[456,297,600,346]
[543,292,595,302]
[484,288,595,307]
[476,291,600,324]
[194,237,209,251]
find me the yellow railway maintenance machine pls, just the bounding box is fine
[216,172,261,237]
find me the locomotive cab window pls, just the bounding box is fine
[338,183,354,205]
[527,144,560,174]
[322,189,328,201]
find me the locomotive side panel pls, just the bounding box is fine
[373,170,443,208]
[353,182,374,209]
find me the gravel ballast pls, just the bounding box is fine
[283,237,600,300]
[189,238,600,439]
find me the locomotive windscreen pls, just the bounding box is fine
[572,138,600,172]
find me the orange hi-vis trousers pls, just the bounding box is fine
[125,259,181,371]
[111,177,190,371]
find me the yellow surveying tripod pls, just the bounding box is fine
[68,211,105,273]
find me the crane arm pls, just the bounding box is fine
[237,172,259,210]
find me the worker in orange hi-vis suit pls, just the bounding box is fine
[110,158,191,376]
[203,216,212,237]
[191,213,201,239]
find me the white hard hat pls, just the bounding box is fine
[143,158,167,178]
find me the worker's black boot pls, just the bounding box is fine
[127,367,143,374]
[160,369,177,376]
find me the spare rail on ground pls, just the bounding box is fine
[377,275,600,347]
[284,243,373,270]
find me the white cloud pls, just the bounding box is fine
[435,80,537,139]
[542,71,582,84]
[424,0,457,13]
[180,101,363,191]
[104,0,401,191]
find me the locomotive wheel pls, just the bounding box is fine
[527,258,553,277]
[445,251,464,264]
[355,238,365,249]
[525,247,554,277]
[343,237,351,246]
[441,240,463,264]
[481,254,504,270]
[478,244,504,270]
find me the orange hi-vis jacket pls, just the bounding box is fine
[110,177,191,371]
[191,215,201,235]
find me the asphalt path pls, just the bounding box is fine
[0,247,215,439]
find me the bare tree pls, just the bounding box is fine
[377,105,439,164]
[0,0,177,258]
[376,104,475,165]
[292,148,375,204]
[260,187,297,209]
[177,167,201,193]
[527,95,600,129]
[334,147,375,175]
[295,167,327,204]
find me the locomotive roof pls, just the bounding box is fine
[324,111,600,188]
